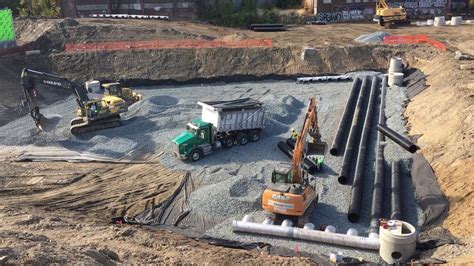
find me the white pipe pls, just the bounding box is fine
[232,220,380,250]
[281,219,293,227]
[304,223,315,230]
[297,75,351,83]
[242,215,253,223]
[346,228,359,236]
[263,218,274,225]
[324,225,337,233]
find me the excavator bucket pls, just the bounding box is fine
[306,142,327,170]
[30,107,60,132]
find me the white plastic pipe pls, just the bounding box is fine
[346,228,359,236]
[324,225,337,233]
[434,16,445,27]
[232,220,380,250]
[304,223,315,230]
[297,75,351,83]
[451,16,462,26]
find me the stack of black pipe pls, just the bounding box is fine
[347,77,379,223]
[330,77,362,156]
[249,24,286,31]
[338,76,370,185]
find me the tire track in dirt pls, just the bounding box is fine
[0,161,185,219]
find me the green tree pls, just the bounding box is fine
[19,0,60,17]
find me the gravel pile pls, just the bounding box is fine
[355,32,391,44]
[0,76,422,262]
[189,176,265,218]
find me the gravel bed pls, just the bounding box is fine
[0,76,422,262]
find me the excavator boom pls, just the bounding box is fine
[291,97,320,183]
[21,68,126,134]
[261,97,324,225]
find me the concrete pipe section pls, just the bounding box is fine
[389,58,403,73]
[379,220,417,263]
[388,72,404,87]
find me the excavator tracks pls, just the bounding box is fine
[70,114,122,134]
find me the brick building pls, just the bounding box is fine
[60,0,198,19]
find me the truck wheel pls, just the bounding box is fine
[222,137,234,148]
[249,131,260,142]
[237,133,249,145]
[190,149,202,162]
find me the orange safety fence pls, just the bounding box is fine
[65,39,273,52]
[383,35,446,51]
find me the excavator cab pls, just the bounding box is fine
[103,82,142,105]
[263,162,317,225]
[271,165,293,184]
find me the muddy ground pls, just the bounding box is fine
[0,18,473,264]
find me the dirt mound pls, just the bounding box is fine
[217,33,248,41]
[14,18,215,53]
[406,55,473,243]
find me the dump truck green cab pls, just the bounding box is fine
[172,118,212,161]
[172,98,265,162]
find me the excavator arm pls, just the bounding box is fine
[21,68,90,130]
[291,97,321,183]
[377,0,389,9]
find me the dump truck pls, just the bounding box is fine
[172,98,265,161]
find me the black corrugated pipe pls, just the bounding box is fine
[378,76,387,142]
[285,138,320,172]
[391,160,402,220]
[369,144,385,234]
[338,76,370,185]
[330,77,362,156]
[377,124,419,153]
[277,141,317,174]
[347,77,378,223]
[368,77,386,234]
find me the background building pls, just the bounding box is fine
[60,0,198,18]
[309,0,470,22]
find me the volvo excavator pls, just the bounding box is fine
[21,68,128,134]
[373,0,408,28]
[262,97,326,227]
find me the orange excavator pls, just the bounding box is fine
[262,97,325,227]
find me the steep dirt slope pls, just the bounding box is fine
[406,55,473,243]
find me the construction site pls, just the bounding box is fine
[0,1,473,264]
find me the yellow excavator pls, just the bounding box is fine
[102,82,143,105]
[373,0,408,28]
[21,69,128,134]
[261,97,326,227]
